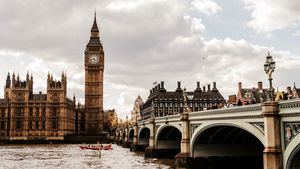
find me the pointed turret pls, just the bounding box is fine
[87,11,102,48]
[91,11,99,33]
[293,82,297,89]
[6,72,11,88]
[12,72,15,88]
[73,93,76,106]
[61,71,65,80]
[26,71,29,81]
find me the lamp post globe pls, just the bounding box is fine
[264,52,275,101]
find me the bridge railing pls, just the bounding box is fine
[279,98,300,115]
[189,103,262,120]
[138,114,182,126]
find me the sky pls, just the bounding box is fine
[0,0,300,119]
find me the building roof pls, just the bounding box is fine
[31,94,47,101]
[239,88,267,103]
[91,12,99,32]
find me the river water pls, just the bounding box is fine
[0,144,174,169]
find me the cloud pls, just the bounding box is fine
[191,0,222,15]
[242,0,300,33]
[0,0,299,120]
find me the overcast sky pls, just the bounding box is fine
[0,0,300,119]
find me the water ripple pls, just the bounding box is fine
[0,144,174,169]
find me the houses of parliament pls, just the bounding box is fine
[0,14,109,141]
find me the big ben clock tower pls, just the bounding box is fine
[84,13,104,135]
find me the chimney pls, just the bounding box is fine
[258,81,263,90]
[197,81,200,89]
[208,84,211,91]
[158,84,161,89]
[39,91,42,95]
[150,89,152,95]
[213,82,216,89]
[161,81,164,89]
[177,81,181,89]
[203,86,206,92]
[238,82,242,90]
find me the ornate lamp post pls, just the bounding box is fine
[264,52,276,101]
[182,88,189,113]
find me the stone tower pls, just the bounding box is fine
[6,72,33,137]
[47,72,68,137]
[84,12,104,135]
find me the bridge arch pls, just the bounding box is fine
[138,126,150,145]
[190,122,265,169]
[190,121,265,152]
[128,128,134,142]
[284,133,300,169]
[155,124,182,158]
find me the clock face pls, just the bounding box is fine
[89,55,99,64]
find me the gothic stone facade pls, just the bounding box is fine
[0,14,106,140]
[0,73,76,140]
[141,81,226,120]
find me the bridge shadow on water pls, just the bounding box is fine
[191,156,262,169]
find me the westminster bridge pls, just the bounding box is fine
[115,99,300,169]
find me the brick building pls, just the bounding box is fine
[236,81,268,105]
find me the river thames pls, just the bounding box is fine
[0,144,174,169]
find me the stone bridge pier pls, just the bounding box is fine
[145,117,156,158]
[131,121,147,151]
[122,127,131,148]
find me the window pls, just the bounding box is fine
[35,120,39,130]
[1,111,5,129]
[15,108,22,130]
[16,120,21,130]
[51,110,58,130]
[35,112,39,130]
[29,120,32,130]
[51,117,58,130]
[42,121,45,130]
[42,111,46,130]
